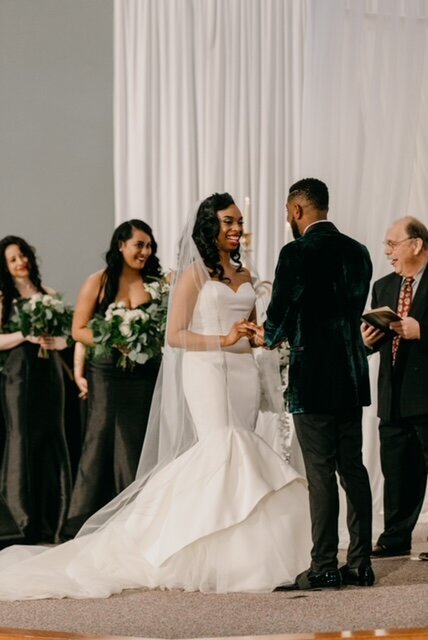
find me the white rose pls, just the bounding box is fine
[144,282,160,299]
[119,322,133,337]
[126,309,141,322]
[29,293,42,310]
[139,310,149,322]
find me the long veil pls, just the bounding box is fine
[77,204,214,535]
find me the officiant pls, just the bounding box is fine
[362,216,428,561]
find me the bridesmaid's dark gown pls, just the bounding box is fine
[0,342,72,544]
[62,308,161,538]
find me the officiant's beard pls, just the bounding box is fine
[290,219,301,239]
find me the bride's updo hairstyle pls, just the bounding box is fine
[192,192,243,282]
[99,219,163,314]
[0,235,46,326]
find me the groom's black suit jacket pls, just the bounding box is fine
[264,221,372,414]
[370,265,428,421]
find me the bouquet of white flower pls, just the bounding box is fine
[9,293,73,358]
[89,278,169,370]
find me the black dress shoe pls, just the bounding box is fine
[274,568,342,591]
[418,551,428,561]
[339,564,375,586]
[371,544,410,558]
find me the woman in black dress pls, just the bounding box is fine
[0,236,71,544]
[62,219,163,537]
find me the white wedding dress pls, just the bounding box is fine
[0,281,311,599]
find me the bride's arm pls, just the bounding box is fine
[167,267,250,350]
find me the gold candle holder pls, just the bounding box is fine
[241,231,253,270]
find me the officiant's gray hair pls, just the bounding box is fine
[405,217,428,249]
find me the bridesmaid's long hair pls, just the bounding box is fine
[99,219,163,315]
[192,192,243,282]
[0,235,47,326]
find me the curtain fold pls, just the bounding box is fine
[114,0,428,531]
[114,0,305,274]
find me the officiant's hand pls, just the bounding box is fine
[389,316,420,340]
[361,322,384,348]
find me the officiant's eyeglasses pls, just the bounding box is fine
[383,237,413,249]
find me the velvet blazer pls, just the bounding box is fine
[264,221,372,414]
[370,265,428,421]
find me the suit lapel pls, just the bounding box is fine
[410,264,428,319]
[382,275,401,312]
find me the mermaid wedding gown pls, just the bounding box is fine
[0,280,311,599]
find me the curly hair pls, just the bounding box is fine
[0,235,47,326]
[192,193,243,281]
[288,178,329,212]
[99,219,163,315]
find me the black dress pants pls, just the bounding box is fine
[293,408,372,573]
[377,414,428,549]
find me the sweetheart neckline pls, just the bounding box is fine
[207,281,253,295]
[115,300,152,310]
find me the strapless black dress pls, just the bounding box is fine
[0,342,72,543]
[62,338,161,538]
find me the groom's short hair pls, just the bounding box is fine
[289,178,329,213]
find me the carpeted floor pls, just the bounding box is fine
[0,525,426,639]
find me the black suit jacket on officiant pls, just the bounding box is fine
[370,265,428,421]
[264,221,372,414]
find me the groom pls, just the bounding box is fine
[255,178,374,590]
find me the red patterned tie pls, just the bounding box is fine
[392,276,414,365]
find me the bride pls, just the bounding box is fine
[0,193,311,599]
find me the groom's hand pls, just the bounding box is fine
[245,322,266,347]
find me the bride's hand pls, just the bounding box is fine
[245,322,265,347]
[222,320,252,347]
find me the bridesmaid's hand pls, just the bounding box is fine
[52,337,68,351]
[39,336,57,351]
[75,375,89,400]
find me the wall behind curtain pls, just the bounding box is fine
[0,0,114,303]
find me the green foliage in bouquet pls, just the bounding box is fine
[0,293,73,364]
[88,278,169,370]
[11,293,73,343]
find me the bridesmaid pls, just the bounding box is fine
[0,236,71,544]
[62,219,163,538]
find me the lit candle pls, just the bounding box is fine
[243,196,251,233]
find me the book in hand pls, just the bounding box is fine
[361,306,401,335]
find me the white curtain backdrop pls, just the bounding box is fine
[114,0,428,534]
[114,0,305,274]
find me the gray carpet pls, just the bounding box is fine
[0,525,426,639]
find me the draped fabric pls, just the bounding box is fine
[114,0,305,273]
[114,0,428,534]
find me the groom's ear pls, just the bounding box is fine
[296,203,304,219]
[291,201,304,220]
